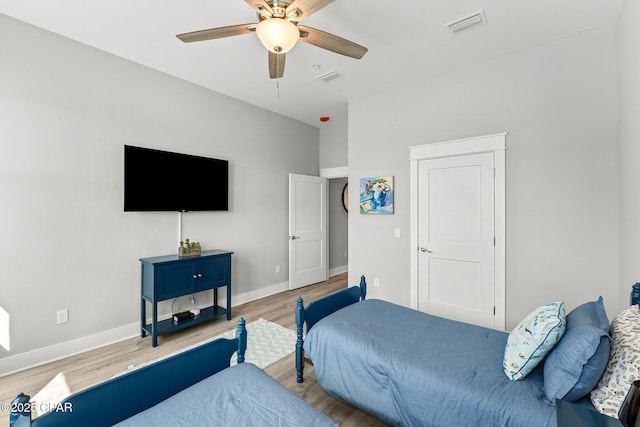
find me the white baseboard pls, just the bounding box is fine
[330,264,348,277]
[0,323,140,377]
[229,280,290,307]
[0,280,291,377]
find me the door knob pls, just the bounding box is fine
[419,247,433,253]
[290,236,300,240]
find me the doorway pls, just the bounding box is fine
[288,173,328,290]
[321,167,349,279]
[328,177,349,277]
[288,168,349,290]
[409,134,506,330]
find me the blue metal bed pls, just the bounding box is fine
[294,276,625,427]
[11,318,336,427]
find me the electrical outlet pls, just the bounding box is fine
[374,277,380,288]
[344,251,348,258]
[275,264,281,273]
[394,227,401,238]
[57,309,69,324]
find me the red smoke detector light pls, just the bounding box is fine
[320,116,330,122]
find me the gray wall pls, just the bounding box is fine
[617,0,640,309]
[329,178,348,273]
[348,26,621,329]
[319,103,348,169]
[0,14,318,360]
[320,105,349,276]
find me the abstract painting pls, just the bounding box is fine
[360,176,394,214]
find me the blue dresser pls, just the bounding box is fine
[140,250,233,346]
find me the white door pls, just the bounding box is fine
[417,153,495,328]
[288,173,328,290]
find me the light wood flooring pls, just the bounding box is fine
[0,273,388,426]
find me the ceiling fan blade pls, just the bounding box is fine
[297,26,368,59]
[268,51,286,79]
[176,24,257,43]
[244,0,273,18]
[286,0,334,21]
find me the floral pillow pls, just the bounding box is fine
[503,301,566,381]
[591,306,640,418]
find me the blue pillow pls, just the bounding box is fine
[503,301,566,381]
[543,297,610,402]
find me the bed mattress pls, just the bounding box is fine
[115,362,337,426]
[304,299,557,427]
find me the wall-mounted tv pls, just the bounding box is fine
[124,145,229,212]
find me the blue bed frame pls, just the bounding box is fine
[295,275,366,383]
[294,275,631,427]
[9,318,247,427]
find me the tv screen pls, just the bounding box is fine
[124,145,228,212]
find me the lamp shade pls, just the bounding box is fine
[256,18,299,53]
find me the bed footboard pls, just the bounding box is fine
[296,276,367,383]
[10,318,247,427]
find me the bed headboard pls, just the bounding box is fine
[306,278,366,332]
[295,276,367,383]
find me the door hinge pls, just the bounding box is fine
[494,237,496,246]
[493,306,496,315]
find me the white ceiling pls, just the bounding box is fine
[0,0,624,127]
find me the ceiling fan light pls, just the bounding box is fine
[256,18,299,53]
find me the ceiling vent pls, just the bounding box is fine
[445,9,487,33]
[315,70,342,82]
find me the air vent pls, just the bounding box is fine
[315,70,342,82]
[445,9,487,33]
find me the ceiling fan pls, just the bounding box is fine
[176,0,368,79]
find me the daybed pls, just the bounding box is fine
[10,318,336,427]
[295,276,636,427]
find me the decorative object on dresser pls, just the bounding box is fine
[178,239,201,257]
[140,250,233,347]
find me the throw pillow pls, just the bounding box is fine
[591,306,640,418]
[503,301,566,381]
[543,296,610,402]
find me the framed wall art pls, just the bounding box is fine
[360,176,394,214]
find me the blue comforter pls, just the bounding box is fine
[304,299,557,427]
[115,362,337,426]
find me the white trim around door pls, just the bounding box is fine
[319,166,348,178]
[409,133,507,331]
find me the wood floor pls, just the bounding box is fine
[0,273,388,426]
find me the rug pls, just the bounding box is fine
[128,318,296,372]
[216,318,296,368]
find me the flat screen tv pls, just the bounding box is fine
[124,145,228,212]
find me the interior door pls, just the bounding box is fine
[417,153,496,328]
[288,173,328,290]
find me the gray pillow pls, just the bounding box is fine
[543,296,610,402]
